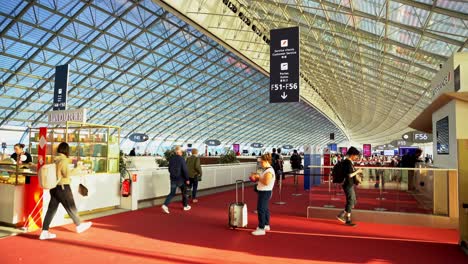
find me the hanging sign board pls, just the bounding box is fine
[53,64,69,111]
[129,133,149,142]
[282,145,293,149]
[270,27,300,103]
[205,139,221,146]
[251,143,264,148]
[401,131,433,144]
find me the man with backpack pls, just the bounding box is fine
[335,147,363,226]
[290,149,302,170]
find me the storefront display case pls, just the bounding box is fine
[0,159,36,185]
[0,160,37,225]
[29,122,120,173]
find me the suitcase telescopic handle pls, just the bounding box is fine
[235,180,244,204]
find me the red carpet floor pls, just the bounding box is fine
[0,178,466,264]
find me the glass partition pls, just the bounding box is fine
[303,166,456,216]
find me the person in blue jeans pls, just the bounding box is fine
[250,153,275,236]
[186,148,202,203]
[162,146,191,214]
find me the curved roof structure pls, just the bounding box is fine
[0,0,347,150]
[161,0,468,144]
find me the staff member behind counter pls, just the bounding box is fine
[10,143,33,165]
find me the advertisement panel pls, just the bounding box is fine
[363,144,371,157]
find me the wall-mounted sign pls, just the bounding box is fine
[205,139,221,146]
[282,145,293,149]
[270,27,300,103]
[53,64,69,111]
[129,133,149,142]
[251,143,264,148]
[390,139,408,147]
[401,131,433,143]
[48,108,86,125]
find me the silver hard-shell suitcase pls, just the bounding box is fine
[228,180,248,228]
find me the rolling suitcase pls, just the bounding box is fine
[229,180,248,229]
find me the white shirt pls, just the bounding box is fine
[257,167,275,191]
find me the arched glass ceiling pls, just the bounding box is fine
[0,0,347,148]
[162,0,468,145]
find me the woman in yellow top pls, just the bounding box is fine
[39,142,92,240]
[250,153,275,236]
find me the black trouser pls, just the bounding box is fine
[257,190,272,229]
[189,177,199,199]
[343,184,356,213]
[163,181,188,207]
[43,185,81,231]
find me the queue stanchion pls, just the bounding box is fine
[291,170,302,196]
[274,172,286,205]
[324,173,336,208]
[374,172,387,211]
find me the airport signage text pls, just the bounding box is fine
[270,27,300,103]
[129,133,149,142]
[48,108,86,125]
[53,64,69,111]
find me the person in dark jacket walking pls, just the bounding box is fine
[186,148,202,203]
[162,146,190,213]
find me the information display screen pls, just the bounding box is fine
[436,116,449,155]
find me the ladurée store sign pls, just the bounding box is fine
[48,108,87,124]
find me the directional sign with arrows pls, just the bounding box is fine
[270,27,300,103]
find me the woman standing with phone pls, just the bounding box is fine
[250,153,275,236]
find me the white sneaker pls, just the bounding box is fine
[183,205,191,211]
[39,231,56,240]
[251,228,266,236]
[76,222,92,233]
[264,225,271,231]
[162,204,170,214]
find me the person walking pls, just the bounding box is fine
[250,153,275,236]
[290,149,302,170]
[336,147,362,227]
[39,142,92,240]
[400,149,422,191]
[186,148,202,203]
[162,146,191,213]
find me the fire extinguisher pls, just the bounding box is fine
[121,178,131,197]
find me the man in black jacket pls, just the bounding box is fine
[162,146,191,213]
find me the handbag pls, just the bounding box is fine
[78,183,88,196]
[78,176,88,196]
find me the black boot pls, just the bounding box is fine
[345,215,357,227]
[336,211,346,223]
